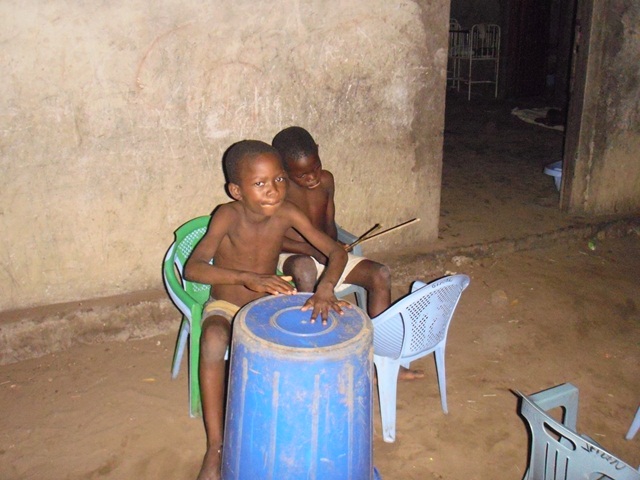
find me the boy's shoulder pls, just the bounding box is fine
[320,169,335,191]
[213,200,239,213]
[210,201,241,223]
[321,169,335,181]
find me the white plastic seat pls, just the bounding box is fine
[373,274,470,442]
[517,383,640,480]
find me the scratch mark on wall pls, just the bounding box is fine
[162,129,177,160]
[1,259,19,289]
[135,22,193,92]
[195,117,212,170]
[72,106,83,147]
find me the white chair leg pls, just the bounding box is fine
[374,355,401,443]
[626,406,640,440]
[171,317,190,379]
[434,347,448,414]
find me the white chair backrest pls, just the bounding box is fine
[373,275,469,361]
[402,276,469,358]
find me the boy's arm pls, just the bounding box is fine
[281,170,338,262]
[281,236,326,263]
[184,206,295,296]
[324,171,338,241]
[287,204,349,323]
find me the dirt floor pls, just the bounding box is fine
[1,91,639,479]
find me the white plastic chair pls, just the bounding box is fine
[517,383,640,480]
[373,274,470,442]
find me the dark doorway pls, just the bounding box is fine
[503,0,577,102]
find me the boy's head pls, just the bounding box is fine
[224,140,281,184]
[272,127,323,190]
[223,140,287,214]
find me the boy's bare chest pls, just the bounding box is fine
[226,219,289,256]
[288,188,329,225]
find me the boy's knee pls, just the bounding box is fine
[293,256,316,276]
[372,263,391,288]
[286,255,317,291]
[200,317,231,360]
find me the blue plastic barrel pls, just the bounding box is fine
[221,293,373,480]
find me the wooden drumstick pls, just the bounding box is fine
[347,223,382,249]
[354,218,420,245]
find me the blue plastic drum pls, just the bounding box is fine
[221,293,374,480]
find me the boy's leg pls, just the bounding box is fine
[342,259,391,317]
[344,260,424,381]
[197,314,231,480]
[282,254,318,292]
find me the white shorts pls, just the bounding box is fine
[277,252,367,293]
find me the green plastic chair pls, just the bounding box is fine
[163,215,212,417]
[164,217,364,417]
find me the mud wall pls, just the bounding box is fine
[562,0,640,215]
[0,1,448,311]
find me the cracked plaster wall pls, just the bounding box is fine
[1,0,448,310]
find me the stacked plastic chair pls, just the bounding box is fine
[517,383,640,480]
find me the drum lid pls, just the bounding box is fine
[237,293,368,349]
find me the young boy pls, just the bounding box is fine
[271,126,392,316]
[271,126,423,380]
[184,140,350,480]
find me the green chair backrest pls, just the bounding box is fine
[172,215,212,305]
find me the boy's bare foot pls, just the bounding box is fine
[399,367,424,380]
[196,445,222,480]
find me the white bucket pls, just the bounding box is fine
[544,161,562,191]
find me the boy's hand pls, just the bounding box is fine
[245,274,297,296]
[340,241,354,253]
[300,284,352,324]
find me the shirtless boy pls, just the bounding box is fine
[184,140,349,480]
[271,127,423,379]
[271,126,392,316]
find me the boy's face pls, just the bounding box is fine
[229,152,288,217]
[286,153,322,190]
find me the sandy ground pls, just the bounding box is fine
[1,92,639,479]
